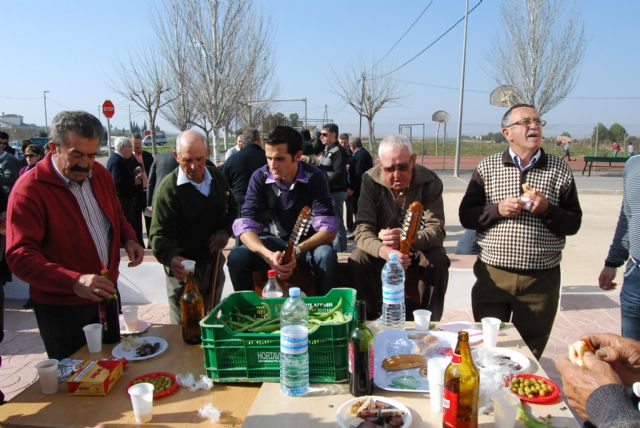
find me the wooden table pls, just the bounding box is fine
[245,323,581,427]
[0,325,259,427]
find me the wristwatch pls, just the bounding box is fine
[294,245,302,257]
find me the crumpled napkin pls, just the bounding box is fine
[176,373,214,391]
[198,402,221,422]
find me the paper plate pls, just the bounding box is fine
[336,396,412,428]
[438,322,483,345]
[127,372,178,399]
[472,347,531,374]
[112,336,168,361]
[119,318,151,335]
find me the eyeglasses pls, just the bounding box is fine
[505,117,547,128]
[24,154,37,158]
[320,133,328,137]
[382,162,411,173]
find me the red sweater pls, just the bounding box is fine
[6,153,137,305]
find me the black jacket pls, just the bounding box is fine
[349,147,374,194]
[220,143,267,207]
[106,153,137,199]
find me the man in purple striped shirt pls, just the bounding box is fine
[228,126,339,295]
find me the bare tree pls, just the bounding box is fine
[488,0,585,115]
[158,0,274,153]
[334,60,401,151]
[114,46,174,155]
[155,2,195,131]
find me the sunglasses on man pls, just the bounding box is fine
[382,162,411,173]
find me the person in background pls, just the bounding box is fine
[613,142,621,157]
[17,144,43,309]
[220,128,267,208]
[628,143,635,158]
[147,149,178,209]
[5,110,144,360]
[317,123,349,252]
[561,141,575,162]
[459,103,582,359]
[225,132,244,160]
[228,125,338,295]
[339,133,355,236]
[107,137,143,245]
[0,132,16,158]
[20,139,32,167]
[555,332,640,426]
[350,134,450,320]
[131,133,154,246]
[19,145,42,177]
[0,131,20,302]
[300,129,315,164]
[598,155,640,341]
[149,130,237,321]
[347,136,373,219]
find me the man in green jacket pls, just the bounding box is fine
[350,134,450,320]
[150,130,237,322]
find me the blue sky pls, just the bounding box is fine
[2,0,639,139]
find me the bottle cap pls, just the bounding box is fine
[182,259,196,273]
[289,287,301,297]
[389,252,398,261]
[267,269,277,278]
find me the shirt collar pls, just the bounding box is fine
[509,147,541,172]
[265,161,309,189]
[176,166,212,188]
[50,155,92,185]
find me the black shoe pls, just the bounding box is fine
[22,298,34,310]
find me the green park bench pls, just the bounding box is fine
[582,156,628,176]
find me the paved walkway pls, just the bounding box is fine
[0,170,625,413]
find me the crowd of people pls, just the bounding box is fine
[0,106,638,424]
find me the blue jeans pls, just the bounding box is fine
[331,191,348,252]
[621,258,640,341]
[227,235,338,295]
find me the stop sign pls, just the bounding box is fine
[102,100,115,119]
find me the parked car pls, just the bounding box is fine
[8,140,24,160]
[142,134,167,146]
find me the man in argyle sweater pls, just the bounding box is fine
[459,104,582,359]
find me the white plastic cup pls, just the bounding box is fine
[427,358,450,413]
[413,309,432,329]
[122,306,139,332]
[83,323,103,353]
[482,317,501,348]
[181,259,196,273]
[35,359,59,394]
[128,382,154,423]
[493,390,520,428]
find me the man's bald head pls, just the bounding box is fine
[176,130,207,155]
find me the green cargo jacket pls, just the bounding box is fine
[354,164,446,259]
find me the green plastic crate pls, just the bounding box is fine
[200,288,356,383]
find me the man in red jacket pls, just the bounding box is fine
[6,110,144,359]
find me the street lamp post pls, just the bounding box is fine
[43,90,50,135]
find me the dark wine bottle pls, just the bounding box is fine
[349,300,374,396]
[180,261,204,345]
[98,268,121,344]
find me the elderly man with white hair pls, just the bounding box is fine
[350,134,450,321]
[107,136,142,243]
[149,130,237,323]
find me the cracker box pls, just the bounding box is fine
[67,359,125,396]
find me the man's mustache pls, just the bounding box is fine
[70,165,90,173]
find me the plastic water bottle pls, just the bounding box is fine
[262,269,283,298]
[280,287,309,396]
[381,252,406,328]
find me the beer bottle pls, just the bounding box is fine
[98,268,121,344]
[349,300,374,396]
[180,260,205,345]
[442,330,479,428]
